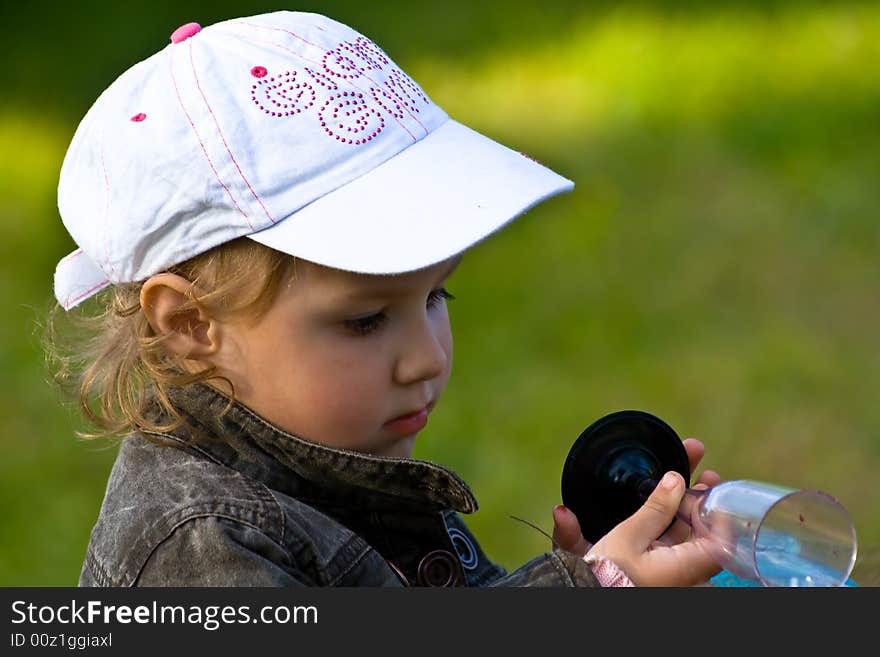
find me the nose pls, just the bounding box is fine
[393,314,449,385]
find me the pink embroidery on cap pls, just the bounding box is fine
[251,70,316,117]
[246,35,430,145]
[367,74,425,140]
[322,52,362,80]
[322,38,386,80]
[352,37,389,68]
[384,69,428,113]
[130,113,147,122]
[170,22,201,44]
[369,86,406,120]
[304,67,339,91]
[318,92,384,145]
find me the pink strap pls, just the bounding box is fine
[584,555,635,587]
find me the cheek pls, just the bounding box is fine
[294,346,389,421]
[237,327,383,433]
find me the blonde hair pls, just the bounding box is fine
[44,237,296,440]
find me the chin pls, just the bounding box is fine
[381,436,416,459]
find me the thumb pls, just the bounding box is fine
[616,471,685,550]
[552,505,590,556]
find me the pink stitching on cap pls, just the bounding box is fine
[130,113,147,122]
[170,22,201,44]
[385,68,428,114]
[189,42,276,225]
[170,46,254,231]
[242,33,325,71]
[242,21,321,49]
[58,249,84,266]
[64,279,111,311]
[356,69,426,138]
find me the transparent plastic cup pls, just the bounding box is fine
[676,480,858,587]
[562,410,859,588]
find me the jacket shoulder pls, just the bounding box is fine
[81,434,284,586]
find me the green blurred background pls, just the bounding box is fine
[2,0,879,585]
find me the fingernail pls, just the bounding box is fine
[553,504,568,515]
[661,472,679,489]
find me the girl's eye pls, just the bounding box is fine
[344,312,387,336]
[427,286,455,309]
[342,288,455,337]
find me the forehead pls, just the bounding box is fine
[293,255,462,302]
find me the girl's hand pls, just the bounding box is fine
[552,438,721,585]
[583,470,721,586]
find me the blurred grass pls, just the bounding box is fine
[2,1,880,585]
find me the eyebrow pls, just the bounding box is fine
[335,255,463,303]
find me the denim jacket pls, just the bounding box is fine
[78,383,598,587]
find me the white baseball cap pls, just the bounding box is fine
[55,11,574,310]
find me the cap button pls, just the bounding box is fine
[170,22,201,44]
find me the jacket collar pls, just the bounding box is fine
[146,382,478,514]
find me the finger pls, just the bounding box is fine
[657,517,693,546]
[658,486,712,546]
[552,505,590,556]
[695,469,721,488]
[647,539,723,586]
[682,438,704,478]
[615,471,686,551]
[658,474,721,546]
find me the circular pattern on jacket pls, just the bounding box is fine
[416,550,463,587]
[448,527,478,570]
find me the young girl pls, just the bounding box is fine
[48,10,721,587]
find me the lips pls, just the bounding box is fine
[383,400,435,435]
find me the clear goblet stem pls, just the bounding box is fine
[638,477,857,586]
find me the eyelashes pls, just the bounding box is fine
[343,287,455,337]
[344,315,384,336]
[428,286,456,307]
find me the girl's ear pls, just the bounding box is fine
[140,273,219,359]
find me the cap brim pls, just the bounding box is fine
[248,118,574,274]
